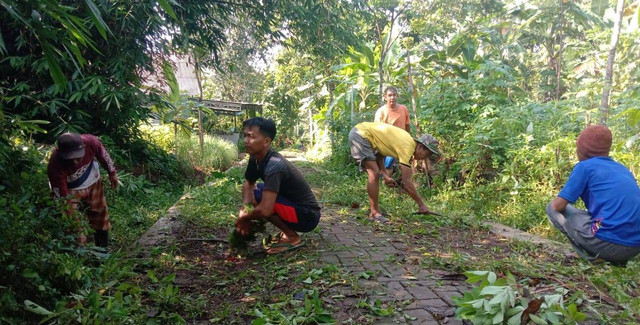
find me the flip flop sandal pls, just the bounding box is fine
[267,241,306,255]
[369,214,390,224]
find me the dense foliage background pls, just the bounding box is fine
[2,0,640,322]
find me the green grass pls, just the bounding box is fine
[177,166,245,228]
[107,172,188,247]
[174,134,238,171]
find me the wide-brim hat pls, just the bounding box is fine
[415,134,441,155]
[57,133,85,159]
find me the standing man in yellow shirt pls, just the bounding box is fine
[348,122,440,223]
[375,87,411,174]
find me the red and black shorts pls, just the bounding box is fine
[254,183,320,233]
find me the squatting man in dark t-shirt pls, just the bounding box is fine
[235,117,322,254]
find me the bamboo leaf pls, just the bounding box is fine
[61,43,84,78]
[157,0,178,20]
[84,0,111,39]
[0,28,6,56]
[42,43,67,89]
[1,2,31,27]
[24,300,52,316]
[162,60,180,101]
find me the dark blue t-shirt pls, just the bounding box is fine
[559,157,640,246]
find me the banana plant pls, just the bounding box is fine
[322,41,408,125]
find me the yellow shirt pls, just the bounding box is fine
[355,122,416,166]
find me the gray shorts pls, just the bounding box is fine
[349,127,376,168]
[546,203,640,264]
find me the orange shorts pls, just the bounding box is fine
[69,180,111,231]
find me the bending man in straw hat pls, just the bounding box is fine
[348,122,440,223]
[547,125,640,265]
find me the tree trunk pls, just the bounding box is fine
[600,0,625,125]
[194,58,205,154]
[350,86,355,125]
[555,0,565,101]
[378,60,384,108]
[544,42,556,103]
[406,51,420,133]
[376,10,397,108]
[174,123,178,149]
[325,65,335,150]
[308,106,313,146]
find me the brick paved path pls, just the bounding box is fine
[315,207,470,324]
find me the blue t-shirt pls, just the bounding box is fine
[558,157,640,246]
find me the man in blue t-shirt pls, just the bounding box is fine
[547,125,640,265]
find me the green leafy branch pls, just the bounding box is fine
[454,271,587,325]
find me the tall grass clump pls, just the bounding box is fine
[139,124,176,152]
[175,135,238,171]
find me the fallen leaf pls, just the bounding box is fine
[322,297,335,304]
[521,298,544,324]
[238,296,256,303]
[147,307,158,317]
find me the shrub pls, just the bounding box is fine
[139,124,177,152]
